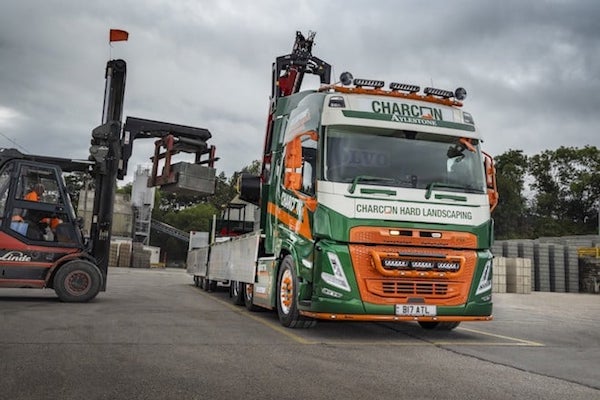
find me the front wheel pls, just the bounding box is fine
[54,260,102,302]
[276,256,316,328]
[418,321,461,331]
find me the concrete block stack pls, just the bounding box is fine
[518,240,535,290]
[492,257,506,293]
[108,242,120,268]
[131,242,151,268]
[579,257,600,294]
[491,242,503,258]
[564,246,580,293]
[550,245,566,292]
[117,242,132,268]
[494,235,599,293]
[504,241,519,258]
[506,258,531,294]
[534,243,552,292]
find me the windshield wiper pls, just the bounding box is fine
[425,182,484,199]
[348,175,394,194]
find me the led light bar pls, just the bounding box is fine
[424,87,454,98]
[389,82,420,93]
[437,262,460,271]
[412,261,435,270]
[381,259,461,271]
[383,259,410,269]
[353,79,385,88]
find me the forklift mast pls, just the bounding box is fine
[87,60,127,281]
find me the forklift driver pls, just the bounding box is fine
[24,183,45,202]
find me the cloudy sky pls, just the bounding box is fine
[1,0,598,184]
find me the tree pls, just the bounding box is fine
[493,149,532,239]
[529,146,600,236]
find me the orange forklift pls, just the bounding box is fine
[0,58,216,302]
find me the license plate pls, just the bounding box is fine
[395,304,437,316]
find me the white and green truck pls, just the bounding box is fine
[193,32,498,329]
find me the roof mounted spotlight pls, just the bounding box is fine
[454,87,467,101]
[353,79,385,89]
[389,82,420,93]
[339,72,353,86]
[424,87,454,98]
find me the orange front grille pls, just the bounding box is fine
[349,244,476,306]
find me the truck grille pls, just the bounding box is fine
[378,280,448,296]
[349,243,476,305]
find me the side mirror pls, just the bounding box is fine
[283,131,319,212]
[284,138,303,191]
[483,152,498,212]
[283,130,318,191]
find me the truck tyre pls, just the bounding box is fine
[276,256,316,328]
[244,283,261,311]
[230,281,245,306]
[54,260,102,303]
[418,321,461,331]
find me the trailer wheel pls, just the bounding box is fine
[243,283,261,311]
[418,321,461,331]
[230,281,245,306]
[276,256,316,328]
[54,260,102,303]
[201,277,210,291]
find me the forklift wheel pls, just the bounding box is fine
[54,260,103,303]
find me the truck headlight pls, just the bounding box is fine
[321,252,351,292]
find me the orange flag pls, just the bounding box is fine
[109,29,129,42]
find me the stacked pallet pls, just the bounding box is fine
[579,257,600,294]
[117,242,132,268]
[506,258,531,294]
[108,242,119,268]
[492,257,506,293]
[131,242,151,269]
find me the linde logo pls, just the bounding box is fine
[0,251,32,262]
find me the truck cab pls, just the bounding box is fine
[244,80,498,329]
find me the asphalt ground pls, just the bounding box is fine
[0,267,598,400]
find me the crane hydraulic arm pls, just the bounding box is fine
[261,31,331,185]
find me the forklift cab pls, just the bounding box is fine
[1,159,83,247]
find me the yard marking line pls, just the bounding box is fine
[195,289,545,346]
[458,327,545,347]
[197,289,315,345]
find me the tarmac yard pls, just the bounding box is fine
[1,267,598,400]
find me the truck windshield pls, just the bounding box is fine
[324,126,486,193]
